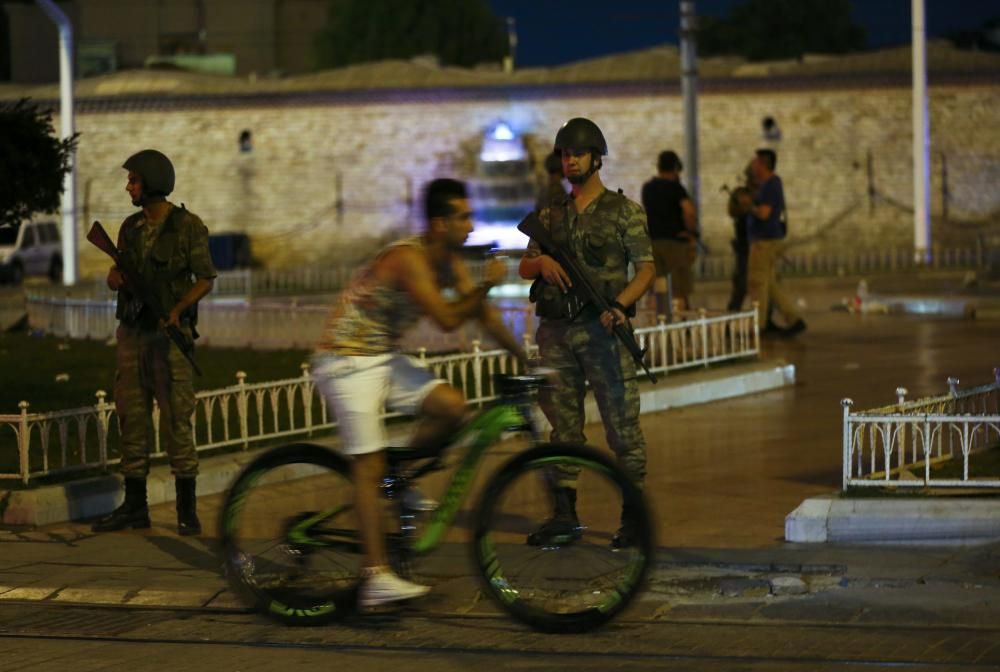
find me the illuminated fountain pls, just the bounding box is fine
[465,122,537,251]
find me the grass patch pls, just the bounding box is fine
[0,330,311,413]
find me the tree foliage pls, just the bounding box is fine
[0,98,78,228]
[314,0,507,69]
[699,0,866,62]
[947,17,1000,52]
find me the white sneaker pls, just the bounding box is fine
[402,487,438,512]
[358,569,430,608]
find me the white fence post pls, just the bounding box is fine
[698,308,709,367]
[95,390,111,468]
[841,398,853,490]
[471,339,484,406]
[237,371,249,450]
[300,362,313,436]
[17,401,31,484]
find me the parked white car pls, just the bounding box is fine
[0,219,63,284]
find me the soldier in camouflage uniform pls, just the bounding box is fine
[519,118,656,548]
[92,149,216,536]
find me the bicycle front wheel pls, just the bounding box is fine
[472,443,653,633]
[219,442,361,626]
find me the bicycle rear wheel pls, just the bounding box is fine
[219,442,361,626]
[473,443,653,633]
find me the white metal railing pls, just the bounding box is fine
[64,240,1000,303]
[1,309,758,484]
[698,243,995,281]
[842,370,1000,490]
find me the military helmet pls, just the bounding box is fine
[123,149,175,197]
[554,118,608,156]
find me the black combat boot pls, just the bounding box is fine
[91,478,150,532]
[176,477,202,536]
[526,487,581,546]
[611,503,637,549]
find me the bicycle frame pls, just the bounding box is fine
[411,402,532,553]
[284,397,538,557]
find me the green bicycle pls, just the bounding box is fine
[219,373,653,633]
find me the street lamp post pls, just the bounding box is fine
[35,0,78,285]
[912,0,931,263]
[680,1,700,222]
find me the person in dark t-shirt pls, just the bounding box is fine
[746,149,806,337]
[641,150,698,315]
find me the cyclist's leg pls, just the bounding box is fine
[387,353,462,452]
[313,353,429,605]
[352,450,389,567]
[410,384,465,451]
[385,356,464,512]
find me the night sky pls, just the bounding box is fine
[487,0,999,68]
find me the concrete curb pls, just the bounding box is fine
[2,359,795,527]
[785,495,1000,543]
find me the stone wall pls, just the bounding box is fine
[58,81,1000,277]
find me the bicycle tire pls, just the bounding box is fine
[219,442,361,626]
[472,443,653,633]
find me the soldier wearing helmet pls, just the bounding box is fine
[518,118,655,549]
[535,149,567,211]
[92,149,217,537]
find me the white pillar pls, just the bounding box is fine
[912,0,931,263]
[680,1,700,215]
[35,0,78,285]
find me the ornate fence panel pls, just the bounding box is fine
[1,310,758,484]
[842,371,1000,490]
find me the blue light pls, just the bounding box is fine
[492,122,515,141]
[480,121,526,162]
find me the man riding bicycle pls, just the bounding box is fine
[312,178,529,608]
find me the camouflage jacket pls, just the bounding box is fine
[526,188,652,318]
[115,202,217,329]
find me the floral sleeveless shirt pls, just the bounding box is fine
[316,236,452,355]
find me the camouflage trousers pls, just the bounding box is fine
[536,317,647,489]
[114,325,198,478]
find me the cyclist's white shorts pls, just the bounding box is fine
[311,352,444,455]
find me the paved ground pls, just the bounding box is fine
[1,271,999,670]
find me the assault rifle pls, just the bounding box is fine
[517,213,657,383]
[87,221,202,376]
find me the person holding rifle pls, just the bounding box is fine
[91,149,216,536]
[518,117,655,549]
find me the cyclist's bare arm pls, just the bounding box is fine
[391,246,495,332]
[453,258,529,366]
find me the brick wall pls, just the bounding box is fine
[60,82,1000,276]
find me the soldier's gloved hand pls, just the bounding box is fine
[539,255,572,293]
